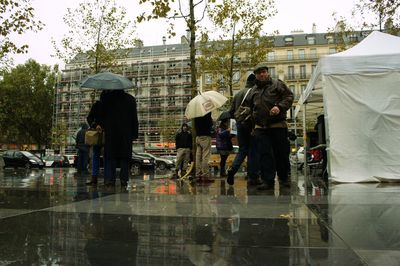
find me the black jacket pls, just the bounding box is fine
[194,112,213,137]
[175,128,192,149]
[99,90,138,159]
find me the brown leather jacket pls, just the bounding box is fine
[246,78,293,127]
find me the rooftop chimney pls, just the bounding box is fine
[312,23,317,33]
[162,36,166,45]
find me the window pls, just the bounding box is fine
[298,49,305,59]
[267,51,275,61]
[284,36,294,46]
[205,74,212,84]
[307,36,316,45]
[300,65,306,79]
[348,34,358,42]
[289,85,296,98]
[288,66,295,80]
[287,50,293,60]
[269,67,276,78]
[329,47,336,54]
[312,64,317,73]
[326,35,334,44]
[310,48,317,58]
[232,71,240,82]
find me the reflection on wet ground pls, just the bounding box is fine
[0,167,399,265]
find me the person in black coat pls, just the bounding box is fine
[175,123,192,177]
[98,90,138,188]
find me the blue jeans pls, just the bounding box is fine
[251,129,276,184]
[231,123,250,174]
[92,145,101,177]
[105,157,129,185]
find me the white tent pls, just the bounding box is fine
[295,31,400,182]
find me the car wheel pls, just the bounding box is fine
[131,162,140,173]
[157,162,166,170]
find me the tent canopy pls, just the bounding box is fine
[295,31,400,182]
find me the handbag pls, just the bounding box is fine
[85,129,104,146]
[234,88,253,128]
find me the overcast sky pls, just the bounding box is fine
[10,0,363,68]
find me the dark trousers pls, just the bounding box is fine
[105,157,129,185]
[219,152,229,175]
[77,149,89,173]
[270,128,289,182]
[251,129,276,183]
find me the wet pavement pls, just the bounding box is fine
[0,166,399,265]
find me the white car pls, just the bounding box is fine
[42,154,70,167]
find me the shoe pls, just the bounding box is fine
[227,170,234,186]
[257,182,274,190]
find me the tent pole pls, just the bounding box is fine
[303,104,309,189]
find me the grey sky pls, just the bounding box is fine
[11,0,361,68]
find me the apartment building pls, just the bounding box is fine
[53,30,364,154]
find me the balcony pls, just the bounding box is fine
[283,73,313,81]
[266,53,328,63]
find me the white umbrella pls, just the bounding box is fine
[185,91,228,119]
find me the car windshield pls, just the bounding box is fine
[21,151,36,158]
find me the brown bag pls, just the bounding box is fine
[85,129,104,146]
[234,88,254,129]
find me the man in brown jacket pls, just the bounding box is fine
[246,65,294,190]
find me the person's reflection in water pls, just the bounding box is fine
[73,172,91,201]
[232,216,290,265]
[84,213,138,265]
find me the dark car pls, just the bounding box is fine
[77,152,156,172]
[131,152,156,171]
[42,154,70,167]
[2,150,44,169]
[137,152,174,170]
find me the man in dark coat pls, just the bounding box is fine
[246,64,293,190]
[175,122,192,178]
[98,90,138,188]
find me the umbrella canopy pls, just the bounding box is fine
[185,91,228,119]
[217,111,231,121]
[80,72,134,90]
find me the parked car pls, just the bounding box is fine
[131,152,156,171]
[42,154,70,167]
[208,145,244,171]
[137,152,174,170]
[2,150,44,169]
[72,152,156,172]
[65,154,76,167]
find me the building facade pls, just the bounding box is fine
[53,31,365,154]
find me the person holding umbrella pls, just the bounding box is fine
[80,72,138,189]
[185,90,228,183]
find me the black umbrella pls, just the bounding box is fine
[80,72,133,90]
[218,111,231,121]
